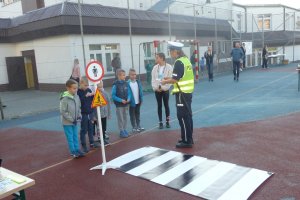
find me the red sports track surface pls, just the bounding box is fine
[1,112,300,200]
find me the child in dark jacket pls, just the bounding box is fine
[128,68,144,133]
[60,79,84,158]
[112,69,132,138]
[93,80,111,145]
[77,76,99,153]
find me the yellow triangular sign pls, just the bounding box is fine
[91,89,108,108]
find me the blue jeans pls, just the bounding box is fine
[63,125,80,154]
[80,114,94,148]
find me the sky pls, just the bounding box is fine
[233,0,299,9]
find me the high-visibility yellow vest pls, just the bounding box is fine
[172,56,194,94]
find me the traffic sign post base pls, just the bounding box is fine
[90,163,117,175]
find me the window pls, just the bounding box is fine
[257,14,271,31]
[3,0,20,6]
[88,43,120,74]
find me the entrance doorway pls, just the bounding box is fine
[22,50,39,90]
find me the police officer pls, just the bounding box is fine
[161,41,194,148]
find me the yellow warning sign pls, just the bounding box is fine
[91,89,108,108]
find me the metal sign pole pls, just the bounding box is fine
[0,97,4,120]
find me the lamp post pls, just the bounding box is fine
[127,0,134,68]
[78,0,86,68]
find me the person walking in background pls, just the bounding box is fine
[231,42,244,82]
[241,43,246,69]
[262,45,269,69]
[111,54,121,78]
[93,80,111,146]
[204,46,214,82]
[128,68,145,133]
[60,79,84,158]
[161,41,194,148]
[199,56,205,77]
[78,76,99,153]
[112,69,132,138]
[151,53,173,129]
[70,58,81,83]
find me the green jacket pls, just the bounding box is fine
[59,91,81,125]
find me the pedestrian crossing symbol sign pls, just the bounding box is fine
[91,89,107,108]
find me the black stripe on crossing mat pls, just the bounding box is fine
[139,154,194,180]
[166,160,218,190]
[119,149,169,172]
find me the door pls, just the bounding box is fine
[5,57,27,91]
[22,50,39,90]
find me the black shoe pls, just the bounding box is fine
[159,122,163,129]
[237,78,239,82]
[166,121,170,128]
[176,141,193,148]
[234,76,236,81]
[178,139,194,144]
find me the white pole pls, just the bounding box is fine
[90,87,116,174]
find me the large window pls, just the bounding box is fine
[257,14,271,31]
[236,13,241,32]
[89,43,120,74]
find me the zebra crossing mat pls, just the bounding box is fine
[107,146,273,200]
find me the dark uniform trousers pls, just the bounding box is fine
[175,93,193,144]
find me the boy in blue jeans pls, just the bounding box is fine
[112,69,132,138]
[60,79,84,158]
[78,76,99,153]
[128,68,145,133]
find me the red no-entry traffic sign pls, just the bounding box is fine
[85,61,104,82]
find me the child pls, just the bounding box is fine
[128,68,145,133]
[112,69,131,138]
[94,80,111,145]
[200,56,205,77]
[60,79,84,158]
[77,76,99,153]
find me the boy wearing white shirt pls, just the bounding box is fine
[128,68,145,133]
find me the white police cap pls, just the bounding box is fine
[168,41,184,50]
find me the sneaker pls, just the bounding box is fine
[137,127,145,132]
[132,128,138,134]
[175,141,193,148]
[120,130,128,138]
[104,134,109,140]
[76,150,86,157]
[82,146,89,153]
[90,142,100,148]
[166,121,170,128]
[159,122,163,129]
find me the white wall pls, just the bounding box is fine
[0,0,22,18]
[15,36,73,84]
[0,44,16,84]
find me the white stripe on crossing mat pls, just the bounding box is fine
[217,169,273,200]
[108,147,273,200]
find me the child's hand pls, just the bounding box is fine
[86,92,93,97]
[122,100,127,104]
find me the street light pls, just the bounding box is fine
[78,0,86,68]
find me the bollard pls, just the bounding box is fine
[0,97,4,120]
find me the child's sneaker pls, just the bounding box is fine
[132,128,138,134]
[82,146,89,153]
[120,130,128,138]
[166,121,170,128]
[76,150,85,157]
[137,127,145,132]
[90,143,100,148]
[159,122,163,129]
